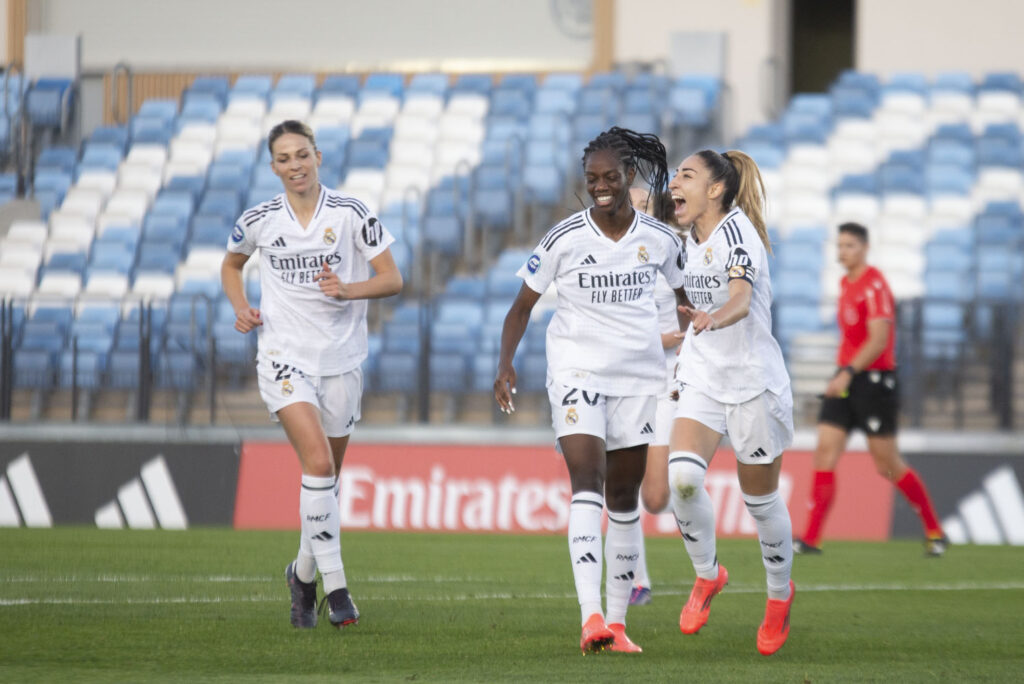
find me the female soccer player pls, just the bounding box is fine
[626,187,686,607]
[794,222,947,556]
[221,120,403,629]
[667,149,795,656]
[494,128,687,654]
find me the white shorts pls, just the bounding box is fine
[257,358,363,438]
[652,391,676,447]
[674,384,794,464]
[547,382,657,451]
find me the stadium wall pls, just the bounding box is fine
[1,426,1021,546]
[856,0,1024,77]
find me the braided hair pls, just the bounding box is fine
[582,127,670,222]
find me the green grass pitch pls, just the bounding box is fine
[1,528,1022,683]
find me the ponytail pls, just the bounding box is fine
[724,150,771,254]
[695,149,772,254]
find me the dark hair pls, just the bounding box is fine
[582,127,670,222]
[694,149,771,253]
[268,119,317,155]
[838,222,869,243]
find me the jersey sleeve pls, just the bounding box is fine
[725,240,761,286]
[865,276,895,320]
[658,236,686,289]
[354,211,396,262]
[227,215,259,255]
[516,242,559,295]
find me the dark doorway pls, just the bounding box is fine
[790,0,855,93]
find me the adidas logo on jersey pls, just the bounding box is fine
[640,423,654,435]
[272,236,287,247]
[580,254,597,265]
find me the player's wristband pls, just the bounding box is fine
[839,365,856,376]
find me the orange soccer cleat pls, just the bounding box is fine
[679,564,729,634]
[757,580,795,656]
[607,623,642,653]
[580,613,614,654]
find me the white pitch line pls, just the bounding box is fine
[2,581,1023,607]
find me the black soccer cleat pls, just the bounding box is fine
[285,561,318,628]
[792,538,823,555]
[320,587,360,628]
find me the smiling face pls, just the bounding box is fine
[270,132,322,196]
[584,149,635,217]
[668,153,723,229]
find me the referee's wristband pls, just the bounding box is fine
[839,365,856,376]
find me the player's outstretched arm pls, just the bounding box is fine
[494,284,541,414]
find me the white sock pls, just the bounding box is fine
[668,452,719,580]
[604,508,641,626]
[743,490,793,600]
[301,474,347,594]
[568,491,604,624]
[632,520,650,590]
[294,530,317,584]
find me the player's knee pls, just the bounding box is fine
[668,451,707,501]
[605,481,640,511]
[641,483,670,514]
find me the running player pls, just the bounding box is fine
[494,128,687,654]
[667,149,795,656]
[221,120,403,629]
[794,222,947,556]
[627,188,686,607]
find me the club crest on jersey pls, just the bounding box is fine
[565,407,579,425]
[636,245,649,264]
[527,254,541,273]
[323,227,337,245]
[703,247,713,265]
[281,379,294,396]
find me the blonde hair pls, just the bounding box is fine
[695,148,772,254]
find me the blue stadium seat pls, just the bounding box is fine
[774,270,822,302]
[190,215,231,246]
[46,251,87,273]
[78,143,123,173]
[363,72,405,98]
[233,74,273,98]
[376,352,419,392]
[429,353,468,392]
[422,216,462,255]
[435,299,484,327]
[58,349,107,389]
[150,191,196,225]
[275,73,316,99]
[319,74,362,98]
[924,242,973,273]
[470,353,499,393]
[382,321,421,354]
[129,116,173,145]
[980,72,1023,94]
[107,349,144,388]
[535,89,577,115]
[577,88,620,117]
[12,348,54,389]
[189,76,230,104]
[924,271,973,302]
[26,78,73,129]
[931,72,974,94]
[197,189,241,224]
[588,72,627,91]
[491,90,532,119]
[544,73,583,91]
[408,73,449,96]
[517,353,548,393]
[137,98,178,123]
[522,165,562,205]
[156,350,198,390]
[179,97,222,126]
[88,125,129,152]
[37,145,77,173]
[88,244,135,275]
[452,74,493,95]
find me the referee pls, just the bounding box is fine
[794,223,947,556]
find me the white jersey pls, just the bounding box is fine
[227,185,394,376]
[654,272,681,391]
[518,208,685,396]
[677,207,790,404]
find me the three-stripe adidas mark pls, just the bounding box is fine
[942,465,1024,545]
[614,570,635,581]
[0,453,52,527]
[748,447,768,460]
[576,552,598,564]
[580,254,597,265]
[94,456,188,530]
[640,423,654,435]
[272,236,287,247]
[312,531,335,541]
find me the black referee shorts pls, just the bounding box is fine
[818,370,899,436]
